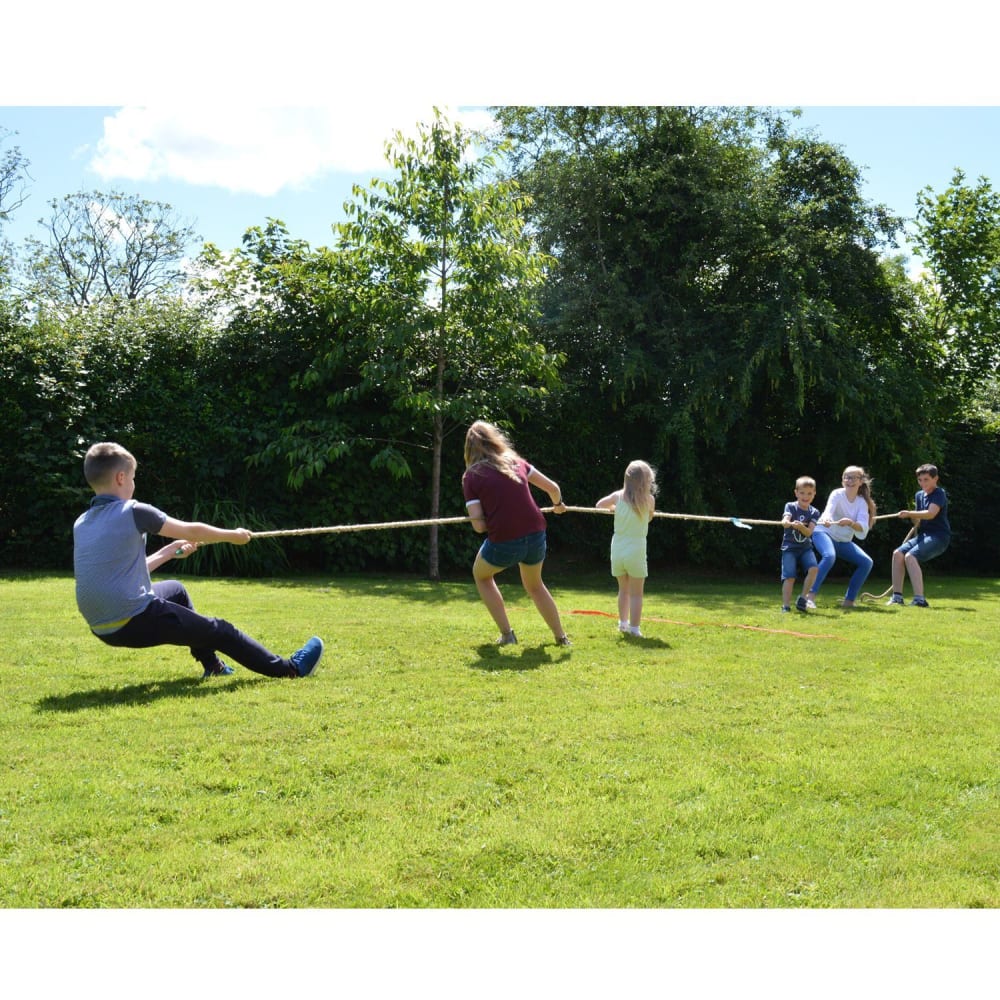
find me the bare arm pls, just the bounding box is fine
[781,513,815,537]
[146,539,199,573]
[526,467,566,513]
[896,503,941,524]
[595,490,620,510]
[465,499,488,534]
[158,516,253,546]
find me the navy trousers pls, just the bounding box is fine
[97,580,294,677]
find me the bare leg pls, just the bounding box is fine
[518,560,566,639]
[628,577,646,628]
[802,566,818,599]
[781,577,794,606]
[904,552,925,597]
[891,549,906,593]
[617,575,630,623]
[472,552,511,634]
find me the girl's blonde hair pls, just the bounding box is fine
[622,460,658,516]
[464,420,522,481]
[844,465,877,522]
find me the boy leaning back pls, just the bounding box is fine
[887,463,951,608]
[780,476,821,613]
[73,442,323,678]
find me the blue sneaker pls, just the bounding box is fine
[290,636,324,677]
[795,596,808,612]
[202,660,234,679]
[886,594,904,606]
[910,596,930,608]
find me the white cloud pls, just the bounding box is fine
[89,106,497,197]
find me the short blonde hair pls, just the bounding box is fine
[83,442,136,489]
[795,476,816,490]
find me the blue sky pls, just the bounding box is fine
[0,105,494,253]
[4,3,1000,276]
[4,2,1000,275]
[3,105,999,273]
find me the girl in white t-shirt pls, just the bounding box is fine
[596,461,658,636]
[804,465,876,609]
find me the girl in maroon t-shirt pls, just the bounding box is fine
[462,421,572,647]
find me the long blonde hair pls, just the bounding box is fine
[844,465,877,523]
[622,460,657,516]
[464,420,523,481]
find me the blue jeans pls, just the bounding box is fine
[811,532,873,602]
[97,580,296,677]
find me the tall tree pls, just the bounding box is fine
[0,127,30,286]
[0,127,30,227]
[333,109,561,578]
[492,106,934,566]
[22,190,199,310]
[913,169,1000,400]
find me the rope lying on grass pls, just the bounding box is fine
[249,505,903,538]
[860,586,895,603]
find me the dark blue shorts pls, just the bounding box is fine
[781,546,818,581]
[479,530,547,569]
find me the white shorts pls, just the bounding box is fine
[611,536,648,578]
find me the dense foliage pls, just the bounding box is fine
[1,107,997,577]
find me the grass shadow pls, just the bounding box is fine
[35,675,262,713]
[470,644,572,673]
[620,635,672,650]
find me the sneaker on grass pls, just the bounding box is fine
[290,636,324,677]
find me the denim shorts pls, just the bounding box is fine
[897,533,950,563]
[479,530,547,569]
[781,546,818,580]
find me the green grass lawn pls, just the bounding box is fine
[1,568,997,908]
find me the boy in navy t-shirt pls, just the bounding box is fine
[887,464,951,608]
[780,476,821,613]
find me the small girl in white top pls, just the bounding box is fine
[596,461,658,636]
[804,465,876,609]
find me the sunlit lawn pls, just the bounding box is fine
[1,568,997,909]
